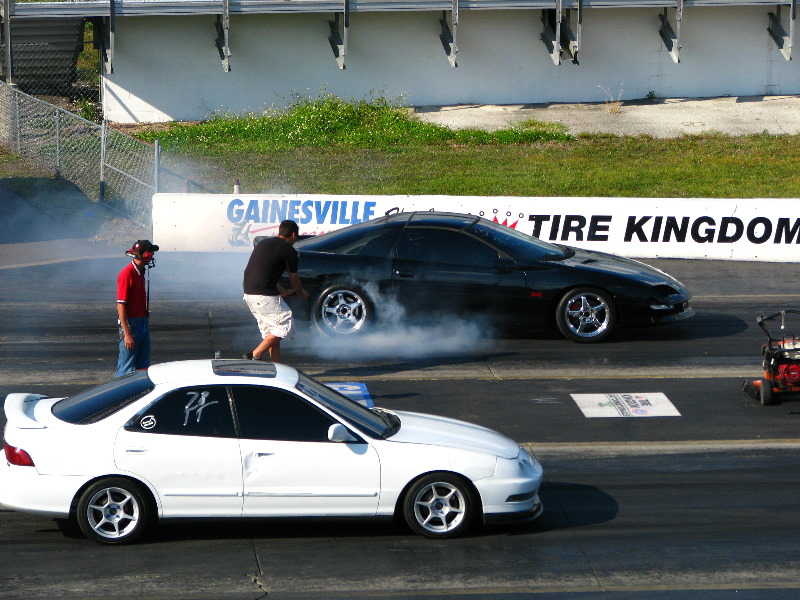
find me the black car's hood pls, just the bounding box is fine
[557,246,687,289]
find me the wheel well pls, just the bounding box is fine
[69,475,159,520]
[393,470,484,523]
[318,279,372,299]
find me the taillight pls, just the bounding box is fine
[4,442,35,467]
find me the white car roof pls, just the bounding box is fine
[146,359,300,387]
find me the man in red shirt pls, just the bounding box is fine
[116,240,158,377]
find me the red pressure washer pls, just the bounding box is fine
[742,310,800,406]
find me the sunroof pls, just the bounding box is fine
[211,359,278,377]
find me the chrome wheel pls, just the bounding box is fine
[403,474,475,538]
[77,479,150,544]
[556,288,616,343]
[315,286,370,335]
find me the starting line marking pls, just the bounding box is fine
[328,383,680,418]
[571,392,681,418]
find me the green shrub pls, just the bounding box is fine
[137,92,573,152]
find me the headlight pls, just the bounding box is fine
[650,304,671,310]
[517,447,540,476]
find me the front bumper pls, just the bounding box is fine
[650,304,695,325]
[621,298,694,326]
[484,494,544,524]
[474,447,544,524]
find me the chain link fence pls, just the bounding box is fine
[0,81,158,228]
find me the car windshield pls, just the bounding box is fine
[295,373,399,438]
[467,219,566,261]
[52,370,155,425]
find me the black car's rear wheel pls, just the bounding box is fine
[77,478,151,545]
[313,283,373,336]
[556,287,616,343]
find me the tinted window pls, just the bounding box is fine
[52,370,155,425]
[233,385,336,442]
[356,225,405,257]
[395,228,501,265]
[295,374,392,439]
[409,213,476,229]
[296,218,395,255]
[468,219,564,261]
[125,385,236,438]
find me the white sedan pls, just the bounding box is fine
[1,359,543,544]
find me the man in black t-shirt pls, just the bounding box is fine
[242,220,308,362]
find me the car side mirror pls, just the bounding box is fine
[328,423,359,443]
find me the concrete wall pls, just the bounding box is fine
[102,6,800,123]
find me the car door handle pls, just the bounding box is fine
[125,447,148,454]
[394,270,415,278]
[254,452,274,457]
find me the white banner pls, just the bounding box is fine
[152,193,800,262]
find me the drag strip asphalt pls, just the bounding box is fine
[3,253,800,599]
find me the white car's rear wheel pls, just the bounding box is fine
[77,478,151,545]
[403,473,476,539]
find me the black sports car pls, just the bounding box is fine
[284,211,694,343]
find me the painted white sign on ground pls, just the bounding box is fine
[152,193,800,262]
[327,382,374,408]
[571,393,681,418]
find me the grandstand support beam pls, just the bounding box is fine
[564,0,582,64]
[328,1,349,70]
[215,0,231,72]
[3,0,13,84]
[93,1,115,75]
[541,2,562,66]
[768,0,796,60]
[439,1,458,68]
[659,0,682,64]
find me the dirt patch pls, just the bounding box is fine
[110,121,202,138]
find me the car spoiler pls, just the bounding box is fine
[4,393,48,429]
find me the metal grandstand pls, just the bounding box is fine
[1,0,796,78]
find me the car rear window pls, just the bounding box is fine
[296,219,404,257]
[52,370,155,425]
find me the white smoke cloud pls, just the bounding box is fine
[301,281,495,360]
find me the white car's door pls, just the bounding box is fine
[232,385,381,516]
[114,385,243,517]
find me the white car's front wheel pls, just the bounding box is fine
[403,473,476,539]
[77,478,151,545]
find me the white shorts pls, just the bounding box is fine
[244,294,294,340]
